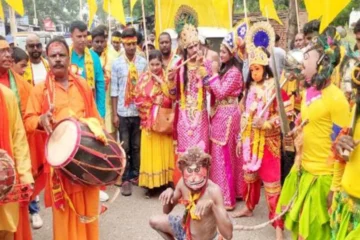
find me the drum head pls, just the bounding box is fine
[46,120,80,167]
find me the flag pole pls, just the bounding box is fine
[228,0,232,28]
[141,0,149,63]
[157,0,162,32]
[294,0,300,33]
[108,0,111,34]
[265,6,269,23]
[9,7,17,37]
[79,0,83,20]
[243,0,248,21]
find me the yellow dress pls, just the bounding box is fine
[134,72,176,189]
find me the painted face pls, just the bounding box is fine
[220,44,231,64]
[250,64,264,82]
[183,163,208,192]
[301,46,320,84]
[149,58,162,75]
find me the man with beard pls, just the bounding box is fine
[149,147,233,240]
[24,37,102,240]
[158,32,181,70]
[69,20,105,118]
[111,27,147,196]
[23,34,49,86]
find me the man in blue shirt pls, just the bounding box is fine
[111,28,147,196]
[70,20,105,118]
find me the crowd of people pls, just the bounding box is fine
[1,6,360,240]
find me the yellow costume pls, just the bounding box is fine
[331,106,360,239]
[0,85,33,235]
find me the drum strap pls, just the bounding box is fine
[50,167,99,224]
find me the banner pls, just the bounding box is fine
[155,0,233,36]
[88,0,97,27]
[5,0,24,16]
[260,0,282,25]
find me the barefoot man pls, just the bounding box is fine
[149,146,233,240]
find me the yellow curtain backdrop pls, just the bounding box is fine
[103,0,126,25]
[5,0,24,16]
[259,0,282,25]
[155,0,233,36]
[87,0,97,27]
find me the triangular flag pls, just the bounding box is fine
[87,0,97,28]
[319,0,351,33]
[130,0,137,13]
[304,0,324,21]
[0,1,4,20]
[5,0,24,16]
[259,0,282,25]
[103,0,126,25]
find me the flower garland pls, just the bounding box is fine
[242,83,269,172]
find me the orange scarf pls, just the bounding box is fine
[0,88,13,158]
[43,71,93,117]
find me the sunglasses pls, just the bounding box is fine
[27,43,42,49]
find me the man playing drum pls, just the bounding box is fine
[24,37,102,240]
[0,84,34,240]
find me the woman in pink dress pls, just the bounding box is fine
[208,32,244,210]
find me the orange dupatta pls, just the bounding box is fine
[0,88,13,158]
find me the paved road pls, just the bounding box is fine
[33,186,290,240]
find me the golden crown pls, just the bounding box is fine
[248,47,269,66]
[179,23,199,49]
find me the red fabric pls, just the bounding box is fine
[0,88,13,158]
[243,146,284,229]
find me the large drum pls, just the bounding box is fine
[46,118,125,186]
[0,151,16,200]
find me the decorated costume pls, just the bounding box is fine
[208,31,244,209]
[134,70,176,189]
[330,71,360,240]
[237,22,291,229]
[277,28,350,240]
[172,6,212,154]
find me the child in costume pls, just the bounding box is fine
[149,146,233,240]
[232,22,293,240]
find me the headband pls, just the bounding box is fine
[122,36,137,44]
[112,36,121,42]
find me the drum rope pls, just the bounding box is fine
[72,158,124,171]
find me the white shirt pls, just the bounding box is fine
[31,61,47,85]
[270,47,286,78]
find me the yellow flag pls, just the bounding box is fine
[103,0,126,25]
[259,0,282,25]
[304,0,324,21]
[130,0,137,13]
[5,0,24,16]
[87,0,97,27]
[155,0,232,37]
[319,0,351,33]
[0,1,4,20]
